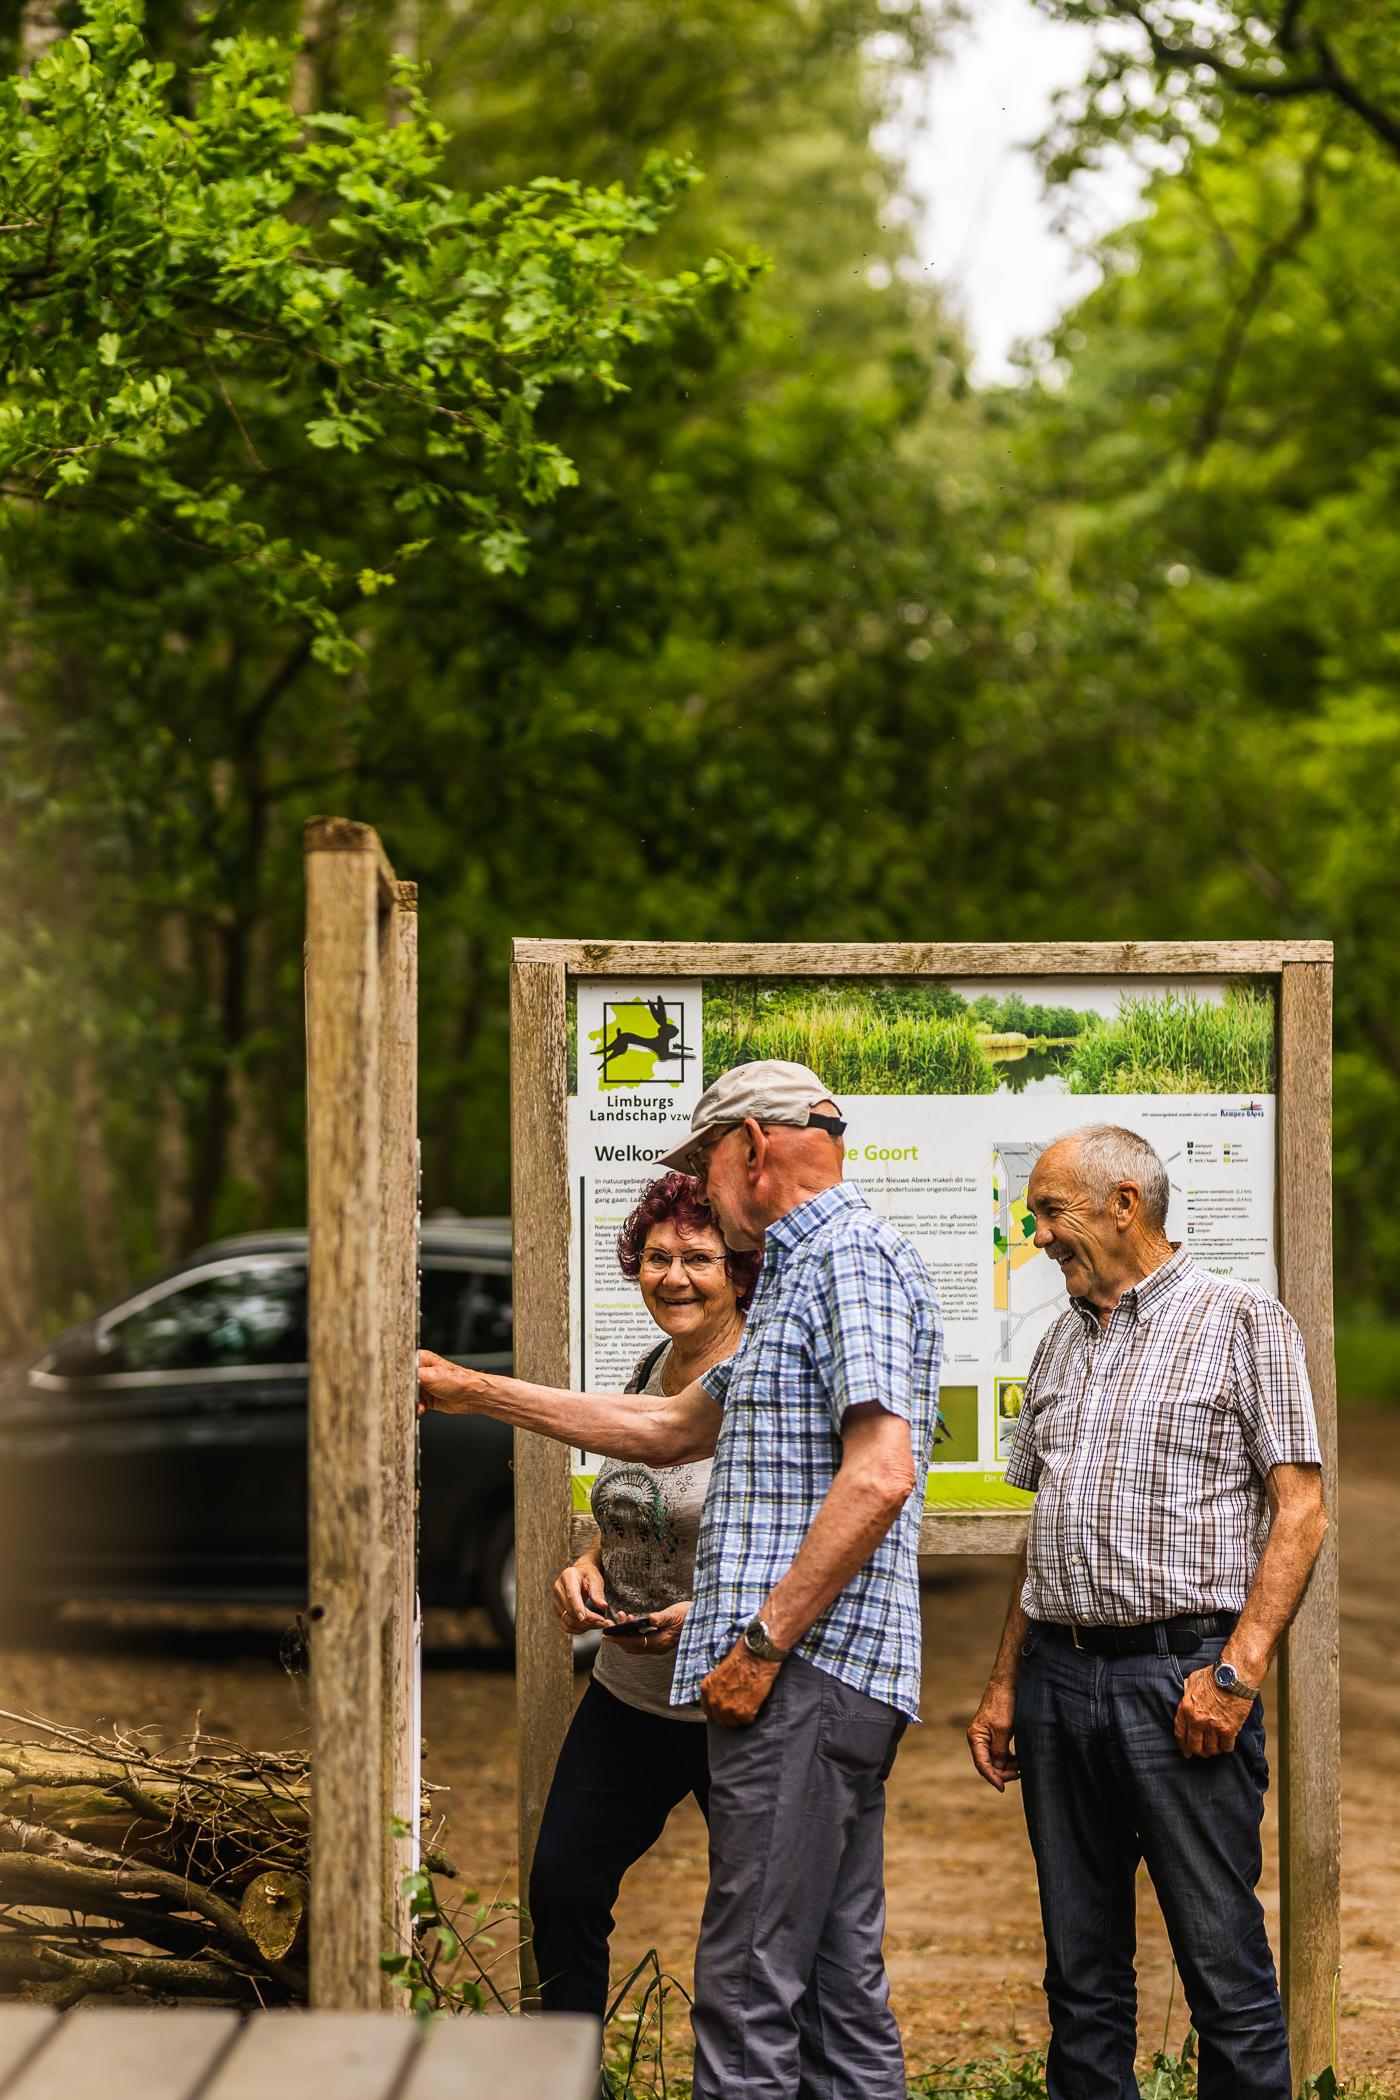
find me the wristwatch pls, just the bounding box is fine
[1212,1659,1259,1701]
[742,1617,789,1664]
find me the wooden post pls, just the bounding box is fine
[378,879,420,1960]
[1277,960,1341,2084]
[509,955,574,2000]
[304,818,419,2008]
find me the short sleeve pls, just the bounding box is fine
[701,1357,735,1407]
[1002,1331,1052,1493]
[1232,1296,1322,1476]
[815,1235,918,1430]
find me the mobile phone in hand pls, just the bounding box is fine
[601,1617,658,1639]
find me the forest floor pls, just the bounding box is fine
[3,1403,1395,2080]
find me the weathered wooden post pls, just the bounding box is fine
[508,954,574,2003]
[1277,959,1341,2087]
[304,817,419,2008]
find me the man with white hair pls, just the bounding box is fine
[419,1059,942,2100]
[967,1123,1327,2100]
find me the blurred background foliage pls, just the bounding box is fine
[1,0,1397,1349]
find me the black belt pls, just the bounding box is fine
[1032,1611,1236,1658]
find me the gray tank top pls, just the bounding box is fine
[590,1343,712,1722]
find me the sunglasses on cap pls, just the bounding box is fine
[679,1112,847,1181]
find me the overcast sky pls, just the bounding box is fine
[895,0,1149,384]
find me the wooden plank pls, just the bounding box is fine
[305,830,388,2009]
[0,2008,58,2092]
[571,1510,1030,1556]
[514,938,1331,978]
[918,1511,1030,1556]
[200,2012,417,2100]
[510,955,575,2002]
[377,878,420,1994]
[400,2014,600,2100]
[3,2009,238,2100]
[1276,960,1341,2088]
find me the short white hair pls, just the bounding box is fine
[1057,1124,1170,1231]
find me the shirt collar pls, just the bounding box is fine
[763,1180,868,1259]
[1072,1243,1191,1329]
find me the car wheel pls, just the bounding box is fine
[482,1513,600,1666]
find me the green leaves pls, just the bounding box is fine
[0,1,751,664]
[384,1835,517,2018]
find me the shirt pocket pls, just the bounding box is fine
[1026,1384,1086,1464]
[729,1315,811,1407]
[1127,1384,1239,1471]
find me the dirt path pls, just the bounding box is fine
[4,1404,1395,2078]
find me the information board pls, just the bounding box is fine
[567,973,1277,1512]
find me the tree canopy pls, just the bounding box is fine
[2,0,1397,1338]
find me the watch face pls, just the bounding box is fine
[1214,1663,1238,1691]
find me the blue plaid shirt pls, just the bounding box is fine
[670,1182,943,1722]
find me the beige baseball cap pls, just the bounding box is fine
[658,1060,845,1175]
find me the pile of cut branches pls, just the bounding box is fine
[0,1709,441,2008]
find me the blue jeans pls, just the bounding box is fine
[1015,1625,1292,2100]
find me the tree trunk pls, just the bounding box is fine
[426,932,487,1211]
[228,917,280,1224]
[187,913,249,1249]
[292,0,336,113]
[18,1,61,64]
[387,0,420,121]
[0,1056,38,1355]
[155,913,192,1266]
[71,1053,123,1299]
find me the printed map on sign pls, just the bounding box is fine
[992,1142,1062,1365]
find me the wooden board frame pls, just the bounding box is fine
[304,819,420,2008]
[510,938,1338,2079]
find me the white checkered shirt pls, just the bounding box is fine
[1005,1247,1321,1626]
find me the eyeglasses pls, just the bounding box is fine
[639,1249,727,1277]
[677,1125,736,1183]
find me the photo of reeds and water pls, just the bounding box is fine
[700,980,1276,1098]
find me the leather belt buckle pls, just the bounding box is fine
[1070,1623,1084,1651]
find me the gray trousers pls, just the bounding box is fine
[690,1655,907,2100]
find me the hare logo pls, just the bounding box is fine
[591,995,694,1089]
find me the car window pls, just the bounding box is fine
[470,1271,513,1355]
[419,1268,477,1356]
[106,1262,308,1373]
[420,1265,513,1357]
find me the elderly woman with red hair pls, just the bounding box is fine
[528,1171,759,2022]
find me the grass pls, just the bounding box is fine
[602,1973,1395,2100]
[1067,987,1275,1096]
[702,996,997,1096]
[603,2030,1395,2100]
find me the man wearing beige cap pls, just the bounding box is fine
[419,1059,943,2100]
